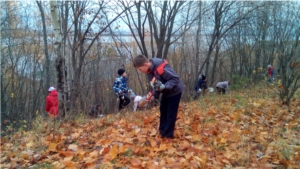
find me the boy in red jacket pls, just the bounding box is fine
[133,55,184,139]
[45,86,58,118]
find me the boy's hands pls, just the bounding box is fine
[154,80,165,91]
[150,78,165,91]
[118,91,124,100]
[155,83,165,91]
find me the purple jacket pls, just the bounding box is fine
[216,81,229,89]
[148,58,184,98]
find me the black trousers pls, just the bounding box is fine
[159,93,182,138]
[119,95,130,110]
[216,87,226,94]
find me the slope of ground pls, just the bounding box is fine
[1,88,300,169]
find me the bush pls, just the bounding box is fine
[230,74,251,90]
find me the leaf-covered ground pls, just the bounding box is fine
[1,88,300,169]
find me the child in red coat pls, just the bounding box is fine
[45,86,58,118]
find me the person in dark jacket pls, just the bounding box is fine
[45,86,58,118]
[193,74,207,100]
[133,55,184,139]
[89,104,101,117]
[113,69,130,111]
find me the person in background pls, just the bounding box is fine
[89,104,102,117]
[133,54,184,139]
[45,86,59,118]
[193,74,207,99]
[130,92,142,112]
[113,68,130,111]
[266,64,275,84]
[130,92,154,112]
[215,81,230,94]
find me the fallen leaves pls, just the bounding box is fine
[130,158,142,167]
[1,89,300,168]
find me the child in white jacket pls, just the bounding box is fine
[130,92,154,112]
[215,81,230,94]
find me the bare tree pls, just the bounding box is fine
[198,1,257,85]
[1,1,47,133]
[273,2,300,105]
[49,1,133,114]
[119,1,198,59]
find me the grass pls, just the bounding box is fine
[28,163,53,169]
[123,148,133,157]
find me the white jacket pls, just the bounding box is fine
[216,81,229,89]
[133,96,143,112]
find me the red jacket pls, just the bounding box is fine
[268,67,274,78]
[45,90,58,117]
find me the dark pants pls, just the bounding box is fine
[159,93,182,138]
[216,87,226,94]
[119,95,130,110]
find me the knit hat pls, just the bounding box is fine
[267,65,272,68]
[48,86,56,92]
[118,69,126,76]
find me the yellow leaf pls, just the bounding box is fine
[253,102,261,107]
[158,143,168,152]
[109,144,119,160]
[220,138,227,144]
[26,141,34,148]
[193,156,203,162]
[49,143,58,152]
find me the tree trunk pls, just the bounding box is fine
[50,1,66,117]
[194,1,202,85]
[36,1,50,95]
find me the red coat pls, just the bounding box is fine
[45,90,58,117]
[268,67,274,78]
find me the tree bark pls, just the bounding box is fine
[36,1,50,95]
[50,1,66,117]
